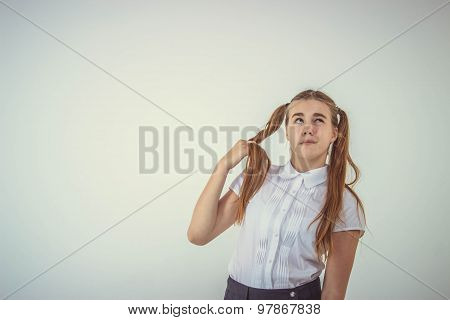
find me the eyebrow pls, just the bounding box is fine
[291,112,327,119]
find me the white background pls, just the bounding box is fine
[0,0,449,299]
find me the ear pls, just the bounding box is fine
[332,127,338,143]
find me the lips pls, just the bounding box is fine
[302,141,316,144]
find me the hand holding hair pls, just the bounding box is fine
[219,139,255,171]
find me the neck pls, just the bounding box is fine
[291,154,327,173]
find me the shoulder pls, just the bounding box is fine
[230,163,283,187]
[342,187,357,205]
[342,187,363,211]
[258,163,283,185]
[341,187,365,223]
[267,163,283,176]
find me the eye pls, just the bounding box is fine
[294,118,324,124]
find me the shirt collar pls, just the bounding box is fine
[278,160,328,188]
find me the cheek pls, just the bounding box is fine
[318,141,329,151]
[286,126,301,140]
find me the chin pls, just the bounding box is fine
[294,150,317,159]
[294,147,325,159]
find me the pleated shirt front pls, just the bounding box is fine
[227,160,366,289]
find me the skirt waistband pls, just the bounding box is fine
[226,275,321,300]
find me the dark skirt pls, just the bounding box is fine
[224,275,321,300]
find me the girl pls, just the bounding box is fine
[188,89,367,300]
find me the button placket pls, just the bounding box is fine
[253,194,277,288]
[263,191,293,286]
[264,214,281,285]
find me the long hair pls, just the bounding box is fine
[234,89,366,263]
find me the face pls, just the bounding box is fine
[285,99,338,163]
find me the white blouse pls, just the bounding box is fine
[227,160,366,289]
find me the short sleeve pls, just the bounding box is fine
[229,170,244,196]
[333,189,366,238]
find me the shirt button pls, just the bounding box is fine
[269,259,272,263]
[290,291,296,297]
[274,233,278,237]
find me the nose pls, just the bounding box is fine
[302,125,313,136]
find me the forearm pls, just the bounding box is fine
[321,288,345,300]
[187,159,229,244]
[321,231,360,300]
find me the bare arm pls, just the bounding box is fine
[187,140,252,246]
[187,161,232,245]
[321,230,361,299]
